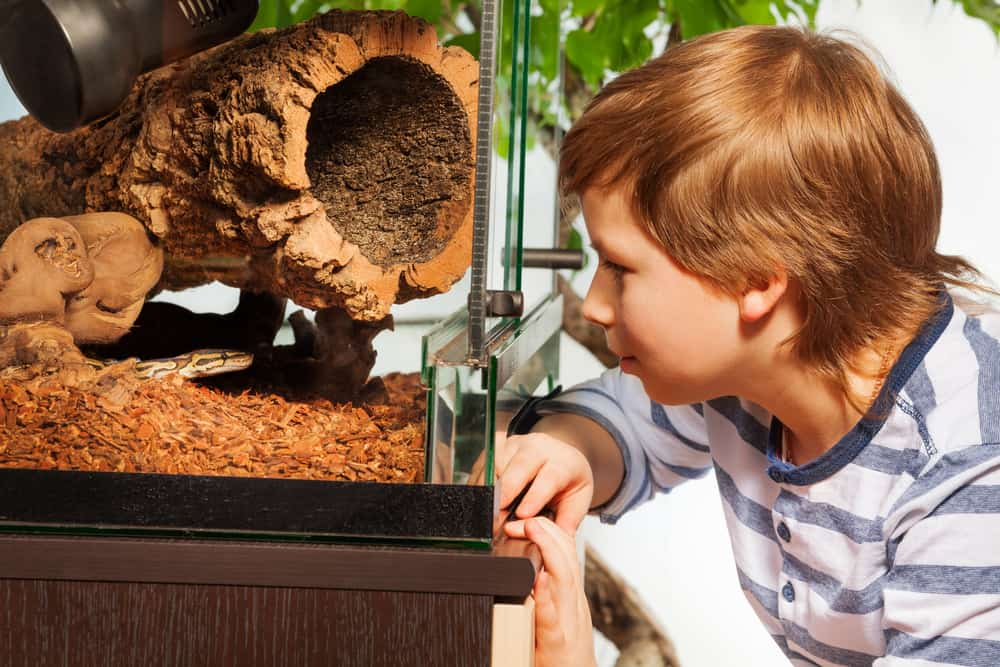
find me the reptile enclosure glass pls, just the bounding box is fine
[0,0,564,549]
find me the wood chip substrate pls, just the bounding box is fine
[0,371,426,482]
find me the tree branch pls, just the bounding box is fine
[585,544,680,667]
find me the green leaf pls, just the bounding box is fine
[571,0,606,18]
[251,0,298,28]
[276,0,294,27]
[250,0,279,31]
[493,95,511,160]
[293,0,332,22]
[530,12,561,81]
[405,0,442,24]
[537,0,561,16]
[367,0,406,10]
[730,0,775,24]
[445,32,480,58]
[567,225,589,270]
[673,0,737,38]
[567,225,584,251]
[565,28,607,89]
[588,0,657,71]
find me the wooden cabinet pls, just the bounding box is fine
[0,535,537,666]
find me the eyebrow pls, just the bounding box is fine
[590,239,622,258]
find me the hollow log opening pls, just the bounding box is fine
[306,56,472,268]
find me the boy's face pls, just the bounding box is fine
[580,188,743,405]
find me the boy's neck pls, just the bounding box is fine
[757,376,860,464]
[732,306,905,465]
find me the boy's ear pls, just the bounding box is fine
[738,270,788,323]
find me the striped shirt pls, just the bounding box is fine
[532,293,1000,665]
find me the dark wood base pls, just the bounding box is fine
[0,535,538,666]
[1,581,493,666]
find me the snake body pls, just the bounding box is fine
[85,349,254,379]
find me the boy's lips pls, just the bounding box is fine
[610,346,634,361]
[609,343,637,365]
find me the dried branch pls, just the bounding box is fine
[585,544,680,667]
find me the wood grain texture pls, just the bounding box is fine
[0,580,493,666]
[0,535,537,599]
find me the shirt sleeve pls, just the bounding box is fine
[877,443,1000,666]
[530,367,714,524]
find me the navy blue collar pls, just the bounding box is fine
[764,292,954,486]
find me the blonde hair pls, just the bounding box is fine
[560,25,984,407]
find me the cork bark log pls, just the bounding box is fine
[0,10,478,322]
[586,544,680,667]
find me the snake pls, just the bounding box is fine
[84,349,254,379]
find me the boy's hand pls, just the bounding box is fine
[523,516,597,667]
[497,431,595,535]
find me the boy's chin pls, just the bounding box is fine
[634,374,708,406]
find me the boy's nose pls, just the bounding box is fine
[581,277,613,329]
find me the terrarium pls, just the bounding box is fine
[0,0,565,548]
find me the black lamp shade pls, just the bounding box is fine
[0,0,258,133]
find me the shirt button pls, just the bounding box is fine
[777,522,791,542]
[782,582,795,602]
[768,468,783,483]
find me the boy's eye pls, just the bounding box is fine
[600,258,626,281]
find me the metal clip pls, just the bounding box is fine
[485,290,524,318]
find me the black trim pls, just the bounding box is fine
[0,469,494,542]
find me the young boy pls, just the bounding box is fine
[500,25,1000,667]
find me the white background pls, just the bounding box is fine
[2,1,998,664]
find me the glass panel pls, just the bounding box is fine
[500,0,532,295]
[424,293,562,493]
[469,0,540,357]
[518,0,562,316]
[477,0,562,348]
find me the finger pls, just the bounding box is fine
[554,489,591,535]
[493,434,522,475]
[516,464,573,519]
[532,571,560,631]
[525,516,579,589]
[529,519,586,624]
[497,450,545,510]
[504,519,527,539]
